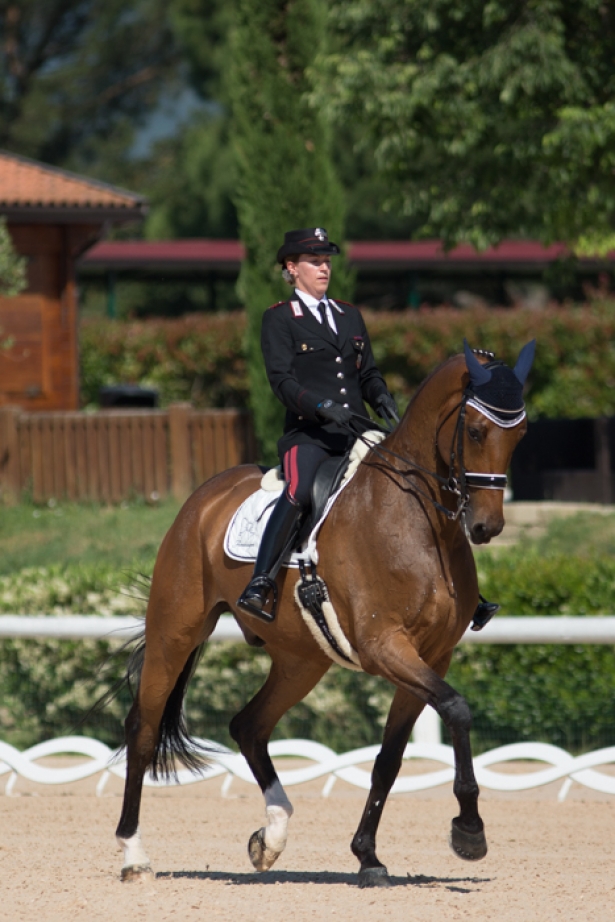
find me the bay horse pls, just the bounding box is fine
[115,341,534,886]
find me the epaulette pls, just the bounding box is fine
[268,300,288,309]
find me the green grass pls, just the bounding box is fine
[0,498,182,575]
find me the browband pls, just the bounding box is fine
[467,397,527,429]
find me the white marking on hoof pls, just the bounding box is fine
[117,829,153,880]
[248,782,293,871]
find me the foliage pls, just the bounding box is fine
[318,0,615,250]
[0,216,26,297]
[79,314,249,408]
[228,0,351,463]
[449,547,615,752]
[80,298,615,422]
[0,1,180,184]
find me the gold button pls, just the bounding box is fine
[302,343,308,351]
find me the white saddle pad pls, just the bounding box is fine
[224,430,385,568]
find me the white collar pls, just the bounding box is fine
[294,288,328,309]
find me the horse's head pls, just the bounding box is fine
[436,340,535,544]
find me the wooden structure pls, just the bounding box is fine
[511,416,615,504]
[0,405,256,504]
[0,150,146,410]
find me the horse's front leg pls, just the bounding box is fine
[352,686,426,888]
[361,636,487,871]
[229,651,329,872]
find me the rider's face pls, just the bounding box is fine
[286,254,332,300]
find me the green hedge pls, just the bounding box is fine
[81,297,615,420]
[447,550,615,752]
[1,552,615,753]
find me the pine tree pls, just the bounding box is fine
[228,0,350,463]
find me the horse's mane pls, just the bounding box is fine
[406,353,464,411]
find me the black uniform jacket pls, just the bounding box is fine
[261,294,389,459]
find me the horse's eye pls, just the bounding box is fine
[468,427,482,442]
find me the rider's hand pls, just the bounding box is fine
[374,392,399,423]
[316,399,353,426]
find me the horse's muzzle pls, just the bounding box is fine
[464,509,504,545]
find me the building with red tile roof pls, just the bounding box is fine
[0,151,146,410]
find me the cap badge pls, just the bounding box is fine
[314,228,326,241]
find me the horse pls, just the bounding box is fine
[115,340,534,887]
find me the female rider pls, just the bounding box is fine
[237,227,398,621]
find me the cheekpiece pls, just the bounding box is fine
[277,227,341,264]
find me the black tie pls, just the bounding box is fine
[318,302,336,342]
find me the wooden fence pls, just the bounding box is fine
[0,404,257,503]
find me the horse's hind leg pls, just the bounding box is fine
[116,633,202,880]
[229,652,329,872]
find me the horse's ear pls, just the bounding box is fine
[463,339,492,387]
[513,339,536,385]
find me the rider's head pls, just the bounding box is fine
[278,228,340,300]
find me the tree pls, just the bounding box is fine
[228,0,350,462]
[318,0,615,250]
[0,217,26,297]
[0,1,179,184]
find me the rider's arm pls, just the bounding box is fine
[261,307,323,421]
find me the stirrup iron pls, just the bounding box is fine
[471,594,500,632]
[237,575,278,622]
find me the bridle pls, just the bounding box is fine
[345,366,525,522]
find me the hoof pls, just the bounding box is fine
[358,866,391,889]
[121,864,154,883]
[248,827,280,872]
[449,821,488,861]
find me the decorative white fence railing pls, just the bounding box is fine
[1,735,614,803]
[1,615,615,800]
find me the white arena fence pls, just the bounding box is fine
[1,614,614,801]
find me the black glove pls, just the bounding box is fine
[316,399,353,426]
[374,392,399,423]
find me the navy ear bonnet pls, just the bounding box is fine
[463,339,536,423]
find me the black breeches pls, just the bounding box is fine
[282,444,334,509]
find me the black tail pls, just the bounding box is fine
[147,641,212,781]
[89,630,216,782]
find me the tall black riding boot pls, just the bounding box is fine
[471,594,500,631]
[237,490,303,622]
